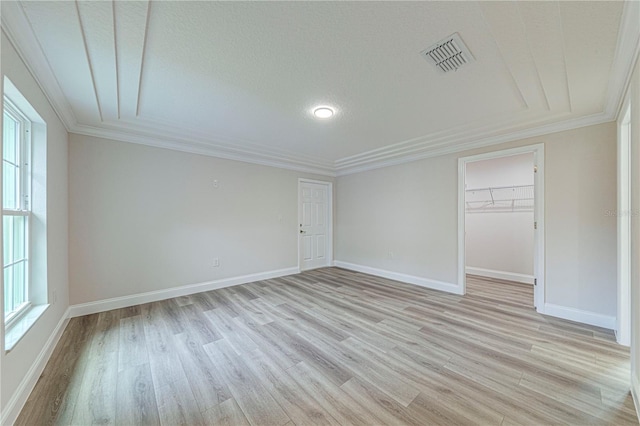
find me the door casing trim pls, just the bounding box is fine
[457,144,545,311]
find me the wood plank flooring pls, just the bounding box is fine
[16,268,637,425]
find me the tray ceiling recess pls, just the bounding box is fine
[421,33,475,73]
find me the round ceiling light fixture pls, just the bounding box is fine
[313,106,335,119]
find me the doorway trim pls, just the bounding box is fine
[617,96,631,346]
[297,178,333,272]
[457,143,545,312]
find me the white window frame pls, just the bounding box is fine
[3,96,32,328]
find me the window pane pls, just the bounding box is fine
[3,162,18,210]
[3,214,27,320]
[3,111,18,164]
[13,216,26,262]
[4,261,27,320]
[4,264,14,315]
[12,260,25,311]
[3,110,21,211]
[3,215,12,266]
[3,215,26,267]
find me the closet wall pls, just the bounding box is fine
[465,153,535,283]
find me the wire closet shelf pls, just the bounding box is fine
[465,184,534,213]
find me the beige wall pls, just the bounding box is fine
[627,54,640,411]
[336,152,459,284]
[68,134,333,305]
[545,124,617,316]
[1,31,70,413]
[336,122,617,319]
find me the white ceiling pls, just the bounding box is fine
[2,1,639,176]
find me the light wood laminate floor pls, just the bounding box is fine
[16,268,637,425]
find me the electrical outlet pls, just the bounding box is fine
[213,179,219,188]
[213,257,220,267]
[388,251,394,259]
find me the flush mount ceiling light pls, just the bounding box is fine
[313,106,334,119]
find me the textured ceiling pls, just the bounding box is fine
[2,1,639,175]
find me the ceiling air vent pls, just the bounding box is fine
[421,33,474,73]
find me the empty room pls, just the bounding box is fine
[1,0,640,424]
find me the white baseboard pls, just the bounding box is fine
[632,374,640,423]
[615,329,631,347]
[543,303,616,330]
[334,260,462,295]
[465,266,534,285]
[68,267,299,317]
[1,307,71,426]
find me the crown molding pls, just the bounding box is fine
[70,123,336,177]
[116,114,336,167]
[335,111,613,176]
[1,1,78,131]
[334,109,600,170]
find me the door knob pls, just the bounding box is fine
[300,230,306,234]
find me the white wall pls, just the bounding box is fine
[466,153,534,188]
[1,30,70,417]
[68,134,333,305]
[465,153,534,282]
[336,122,617,322]
[465,212,534,278]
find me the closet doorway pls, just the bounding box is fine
[458,145,544,311]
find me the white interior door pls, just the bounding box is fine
[299,181,331,271]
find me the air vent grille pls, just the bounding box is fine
[421,33,474,73]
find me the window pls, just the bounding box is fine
[2,77,47,351]
[3,97,31,326]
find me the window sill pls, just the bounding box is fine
[5,304,49,352]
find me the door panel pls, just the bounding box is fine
[316,203,325,226]
[299,181,330,271]
[316,235,326,258]
[303,235,312,261]
[302,202,312,226]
